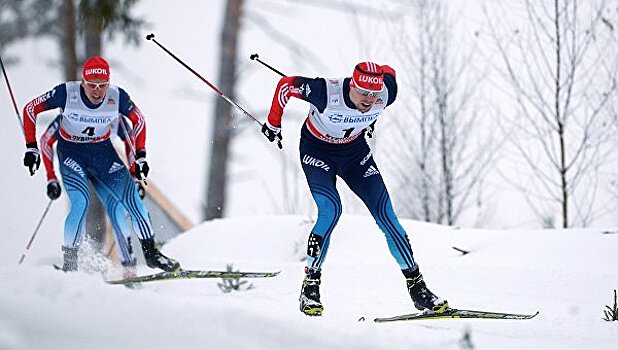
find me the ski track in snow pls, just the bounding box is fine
[1,215,617,350]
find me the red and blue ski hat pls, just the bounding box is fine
[351,62,384,92]
[82,56,110,81]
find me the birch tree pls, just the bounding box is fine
[384,0,495,226]
[485,0,618,228]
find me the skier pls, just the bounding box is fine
[41,114,143,277]
[261,62,448,316]
[22,56,180,273]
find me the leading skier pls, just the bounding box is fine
[261,62,449,316]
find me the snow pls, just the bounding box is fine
[1,215,616,350]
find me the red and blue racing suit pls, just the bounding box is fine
[266,66,420,272]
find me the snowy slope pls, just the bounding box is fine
[1,215,616,350]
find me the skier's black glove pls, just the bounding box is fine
[134,149,149,180]
[23,143,41,176]
[135,180,146,199]
[47,180,62,200]
[262,122,283,149]
[364,120,376,138]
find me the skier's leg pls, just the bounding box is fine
[93,183,135,266]
[90,142,180,272]
[300,152,341,271]
[341,156,417,270]
[60,171,90,248]
[94,168,151,240]
[341,149,448,312]
[57,151,90,271]
[298,144,340,316]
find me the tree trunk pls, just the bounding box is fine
[84,30,102,59]
[60,0,78,80]
[204,0,243,220]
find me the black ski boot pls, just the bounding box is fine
[140,238,181,273]
[299,269,323,316]
[403,267,449,313]
[61,245,78,272]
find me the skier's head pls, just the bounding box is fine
[82,56,110,81]
[81,56,110,105]
[350,62,383,93]
[349,62,383,113]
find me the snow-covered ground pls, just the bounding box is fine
[1,215,616,350]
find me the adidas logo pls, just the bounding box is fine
[108,162,125,174]
[363,165,379,178]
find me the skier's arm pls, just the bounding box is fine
[119,88,149,179]
[40,118,60,181]
[119,117,137,178]
[22,84,67,147]
[118,88,146,153]
[265,76,327,128]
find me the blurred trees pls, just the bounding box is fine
[486,0,618,228]
[384,0,495,226]
[1,0,143,76]
[204,0,243,220]
[4,1,618,228]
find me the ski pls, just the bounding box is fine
[106,269,281,285]
[373,308,539,323]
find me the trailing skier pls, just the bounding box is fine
[21,56,180,273]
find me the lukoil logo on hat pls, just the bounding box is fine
[351,62,383,92]
[82,56,110,81]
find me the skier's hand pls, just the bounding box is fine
[134,149,150,180]
[46,180,62,200]
[135,180,146,199]
[23,144,41,176]
[262,122,283,149]
[364,120,376,138]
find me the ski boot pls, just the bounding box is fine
[61,245,78,272]
[140,238,181,273]
[299,268,323,316]
[404,267,449,313]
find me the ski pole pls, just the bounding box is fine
[249,53,287,77]
[18,199,53,265]
[144,34,285,147]
[0,53,25,134]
